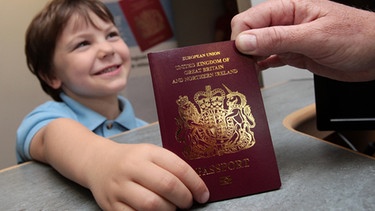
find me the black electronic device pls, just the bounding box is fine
[314,75,375,131]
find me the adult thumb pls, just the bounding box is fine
[234,25,304,56]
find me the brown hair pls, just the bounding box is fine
[25,0,115,101]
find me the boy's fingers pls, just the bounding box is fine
[150,148,210,205]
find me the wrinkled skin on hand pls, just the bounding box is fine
[231,0,375,82]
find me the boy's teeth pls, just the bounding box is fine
[103,67,116,73]
[97,66,117,75]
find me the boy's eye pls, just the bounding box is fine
[75,41,90,49]
[107,31,120,40]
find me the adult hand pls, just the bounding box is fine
[231,0,375,82]
[86,142,209,211]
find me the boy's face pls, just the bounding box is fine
[50,12,131,100]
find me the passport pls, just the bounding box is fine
[119,0,173,51]
[148,41,281,202]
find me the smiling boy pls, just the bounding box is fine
[16,0,209,210]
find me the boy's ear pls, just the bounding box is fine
[40,74,62,89]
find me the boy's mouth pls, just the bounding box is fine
[95,65,120,75]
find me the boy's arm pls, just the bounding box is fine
[30,118,209,210]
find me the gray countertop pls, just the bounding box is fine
[1,79,374,210]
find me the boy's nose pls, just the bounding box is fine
[98,42,115,59]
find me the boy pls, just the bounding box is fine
[16,0,209,210]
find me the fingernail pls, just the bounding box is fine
[237,34,257,52]
[200,190,210,203]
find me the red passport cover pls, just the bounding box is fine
[119,0,173,51]
[148,41,281,202]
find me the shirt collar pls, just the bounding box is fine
[60,93,138,131]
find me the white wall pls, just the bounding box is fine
[0,0,51,169]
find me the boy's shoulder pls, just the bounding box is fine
[25,99,76,120]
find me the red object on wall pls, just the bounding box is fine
[119,0,173,51]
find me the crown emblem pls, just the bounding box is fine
[175,84,256,160]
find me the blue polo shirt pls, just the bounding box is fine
[16,93,148,163]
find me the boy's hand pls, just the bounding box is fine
[86,142,209,211]
[30,119,209,211]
